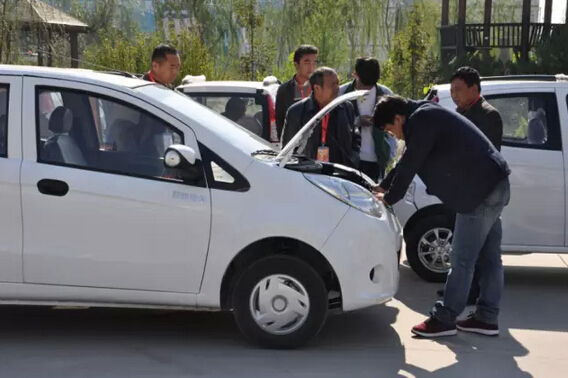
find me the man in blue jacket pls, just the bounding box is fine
[373,95,511,338]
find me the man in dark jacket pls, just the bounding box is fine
[275,45,319,140]
[339,57,393,181]
[281,67,359,167]
[451,67,503,150]
[436,67,505,310]
[373,96,511,338]
[142,44,181,89]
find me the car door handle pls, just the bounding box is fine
[37,179,69,197]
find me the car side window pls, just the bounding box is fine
[35,87,191,183]
[485,93,561,151]
[0,85,9,157]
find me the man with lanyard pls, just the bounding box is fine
[142,44,181,89]
[275,45,319,142]
[339,57,394,181]
[435,66,504,316]
[280,67,358,167]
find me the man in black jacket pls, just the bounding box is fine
[281,67,359,167]
[436,67,505,310]
[275,45,319,140]
[373,96,511,338]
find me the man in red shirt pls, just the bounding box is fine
[142,44,181,89]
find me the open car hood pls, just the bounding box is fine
[276,90,368,167]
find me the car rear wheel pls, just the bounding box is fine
[405,214,454,283]
[232,255,328,349]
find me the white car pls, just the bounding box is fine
[176,75,280,147]
[393,74,568,282]
[0,66,401,349]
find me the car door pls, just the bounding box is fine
[553,85,568,248]
[484,88,565,247]
[0,76,23,283]
[20,77,211,294]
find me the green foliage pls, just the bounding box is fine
[382,4,439,99]
[83,26,214,84]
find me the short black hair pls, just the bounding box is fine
[151,44,178,63]
[309,67,337,91]
[293,45,319,64]
[451,66,481,92]
[354,57,381,86]
[373,95,409,130]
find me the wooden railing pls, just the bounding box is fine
[440,23,565,50]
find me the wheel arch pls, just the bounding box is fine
[219,237,341,310]
[403,204,455,239]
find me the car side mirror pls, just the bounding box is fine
[164,144,198,169]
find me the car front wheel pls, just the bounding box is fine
[232,255,328,349]
[405,214,454,283]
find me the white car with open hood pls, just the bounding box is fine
[0,66,401,349]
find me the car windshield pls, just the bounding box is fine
[135,84,274,153]
[184,93,265,138]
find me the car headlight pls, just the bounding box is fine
[304,173,382,218]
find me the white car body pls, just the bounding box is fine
[393,75,568,281]
[0,66,400,348]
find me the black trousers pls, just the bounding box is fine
[360,160,384,182]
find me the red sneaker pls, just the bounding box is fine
[411,316,457,338]
[457,316,499,336]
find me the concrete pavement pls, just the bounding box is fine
[0,253,566,377]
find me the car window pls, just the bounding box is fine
[0,86,8,157]
[36,87,187,182]
[485,93,561,151]
[188,94,264,137]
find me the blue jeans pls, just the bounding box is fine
[432,177,511,325]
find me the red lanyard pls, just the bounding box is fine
[147,71,156,82]
[462,95,481,113]
[321,114,330,145]
[297,78,311,99]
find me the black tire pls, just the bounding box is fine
[232,255,328,349]
[405,214,454,283]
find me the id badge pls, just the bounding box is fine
[316,146,330,162]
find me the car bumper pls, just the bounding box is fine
[320,207,401,312]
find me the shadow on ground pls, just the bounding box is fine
[393,258,568,378]
[0,260,564,377]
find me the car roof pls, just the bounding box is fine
[0,65,149,89]
[177,80,277,93]
[433,79,565,98]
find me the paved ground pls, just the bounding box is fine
[0,253,567,377]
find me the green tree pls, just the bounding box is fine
[233,0,275,80]
[382,4,439,98]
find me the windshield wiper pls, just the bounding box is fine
[251,149,278,156]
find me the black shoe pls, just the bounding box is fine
[412,316,457,338]
[457,316,499,336]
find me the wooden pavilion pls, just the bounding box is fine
[440,0,568,65]
[7,0,88,68]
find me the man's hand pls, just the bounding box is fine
[372,184,386,194]
[359,115,373,127]
[374,191,387,205]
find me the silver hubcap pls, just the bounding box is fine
[418,228,453,273]
[249,274,310,335]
